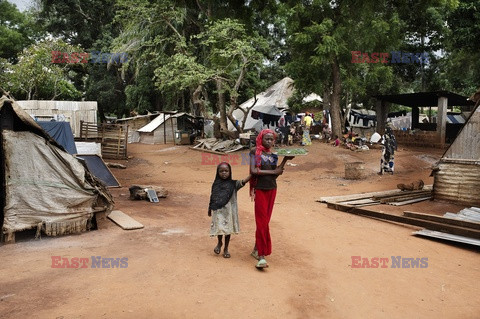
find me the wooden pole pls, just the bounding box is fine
[163,113,166,144]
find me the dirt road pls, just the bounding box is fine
[1,142,478,318]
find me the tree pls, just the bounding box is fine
[35,0,127,121]
[0,0,40,62]
[154,19,268,133]
[1,39,82,100]
[113,1,270,134]
[284,1,404,137]
[439,0,480,96]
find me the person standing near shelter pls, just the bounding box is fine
[380,125,397,174]
[208,162,251,258]
[302,112,313,145]
[249,129,293,269]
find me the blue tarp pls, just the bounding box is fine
[37,121,78,154]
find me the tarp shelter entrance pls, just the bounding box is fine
[228,77,294,132]
[0,96,114,242]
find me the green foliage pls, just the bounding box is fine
[1,39,82,100]
[0,0,41,61]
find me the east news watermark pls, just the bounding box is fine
[351,256,428,268]
[51,51,129,64]
[351,51,430,64]
[51,256,128,268]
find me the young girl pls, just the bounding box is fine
[208,162,250,258]
[249,129,293,269]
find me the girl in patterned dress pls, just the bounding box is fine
[208,162,250,258]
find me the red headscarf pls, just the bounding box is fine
[249,129,276,199]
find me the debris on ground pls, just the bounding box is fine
[129,185,168,200]
[397,179,424,191]
[107,162,127,169]
[192,138,244,153]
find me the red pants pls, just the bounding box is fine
[255,189,277,256]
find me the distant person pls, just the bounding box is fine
[302,112,313,146]
[208,162,250,258]
[332,135,340,147]
[380,125,397,174]
[322,122,331,142]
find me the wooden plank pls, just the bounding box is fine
[404,211,480,230]
[380,191,432,203]
[326,203,480,239]
[373,189,432,201]
[341,198,380,205]
[388,196,432,206]
[318,189,405,203]
[108,210,144,230]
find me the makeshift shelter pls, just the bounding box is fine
[227,77,294,132]
[133,112,204,144]
[432,96,480,206]
[0,96,114,243]
[16,100,98,137]
[374,91,475,147]
[114,113,160,143]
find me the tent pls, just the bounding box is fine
[133,112,204,144]
[227,77,294,132]
[0,96,114,242]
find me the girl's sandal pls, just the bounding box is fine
[255,258,269,269]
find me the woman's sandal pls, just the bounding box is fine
[255,258,269,269]
[214,244,222,255]
[223,252,231,258]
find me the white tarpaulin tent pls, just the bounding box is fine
[0,96,113,238]
[228,77,294,131]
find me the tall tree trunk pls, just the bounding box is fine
[192,84,205,117]
[330,57,342,138]
[375,99,389,135]
[216,78,227,132]
[323,86,331,111]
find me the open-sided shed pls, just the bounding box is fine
[374,91,475,147]
[134,112,204,144]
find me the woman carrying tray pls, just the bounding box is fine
[249,129,294,269]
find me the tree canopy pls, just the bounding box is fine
[0,0,477,134]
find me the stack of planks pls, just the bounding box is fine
[319,186,433,208]
[317,189,480,246]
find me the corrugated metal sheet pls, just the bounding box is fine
[443,104,480,159]
[137,114,172,132]
[433,161,480,205]
[413,229,480,246]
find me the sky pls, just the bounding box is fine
[7,0,34,12]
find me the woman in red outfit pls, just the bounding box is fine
[249,129,292,269]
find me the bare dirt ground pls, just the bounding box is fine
[1,140,479,319]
